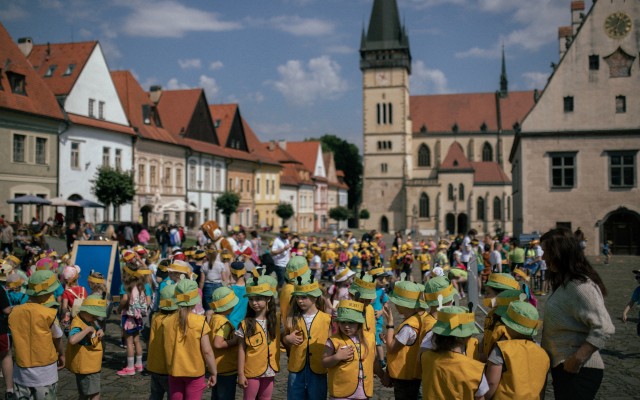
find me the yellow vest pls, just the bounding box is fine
[210,314,238,374]
[421,350,485,400]
[241,320,281,378]
[280,283,294,326]
[162,312,211,377]
[65,316,103,374]
[483,320,510,358]
[493,340,550,400]
[419,254,431,271]
[327,333,375,398]
[364,304,375,343]
[388,312,434,380]
[436,252,450,269]
[467,337,480,360]
[147,312,171,375]
[9,303,58,368]
[287,311,331,374]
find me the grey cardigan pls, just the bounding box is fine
[541,279,614,369]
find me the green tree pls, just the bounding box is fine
[359,208,370,220]
[216,191,240,224]
[91,166,135,220]
[275,202,294,224]
[329,206,352,222]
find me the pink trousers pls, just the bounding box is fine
[169,375,206,400]
[243,377,274,400]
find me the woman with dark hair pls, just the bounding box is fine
[540,228,614,400]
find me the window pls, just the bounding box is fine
[7,72,26,95]
[589,55,599,70]
[616,96,626,113]
[215,167,221,190]
[142,105,151,124]
[115,149,122,170]
[240,179,244,193]
[138,164,145,184]
[189,164,196,188]
[477,197,485,221]
[482,142,493,162]
[376,103,393,125]
[563,96,574,113]
[63,64,75,76]
[458,184,464,201]
[98,101,105,120]
[70,142,80,169]
[164,167,172,186]
[102,147,110,167]
[376,103,381,124]
[176,168,183,188]
[418,144,430,167]
[419,193,430,218]
[35,137,47,165]
[447,184,454,201]
[204,166,211,190]
[271,179,275,195]
[609,151,636,188]
[229,178,233,190]
[88,99,95,117]
[150,165,158,186]
[507,197,511,220]
[493,197,502,220]
[550,152,576,188]
[12,134,25,163]
[388,103,393,124]
[256,178,260,194]
[44,65,57,77]
[381,163,388,173]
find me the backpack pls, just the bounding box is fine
[66,287,87,318]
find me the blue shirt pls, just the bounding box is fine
[228,285,248,329]
[7,291,28,306]
[69,317,99,346]
[54,284,64,300]
[372,287,388,328]
[631,286,640,317]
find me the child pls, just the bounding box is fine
[420,276,457,353]
[512,268,537,307]
[66,293,107,400]
[322,299,376,399]
[5,273,27,306]
[480,273,520,359]
[622,269,640,337]
[87,272,107,296]
[0,262,14,399]
[421,306,488,399]
[383,279,428,399]
[434,243,450,270]
[602,240,612,264]
[281,256,312,327]
[209,287,241,400]
[228,261,248,329]
[347,272,377,343]
[485,301,549,399]
[370,267,390,367]
[61,265,88,333]
[162,279,217,398]
[329,267,355,305]
[418,245,432,283]
[147,284,178,400]
[237,276,280,399]
[310,246,322,282]
[283,276,331,400]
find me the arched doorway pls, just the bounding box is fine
[380,216,389,233]
[140,205,152,227]
[603,207,640,255]
[445,213,455,235]
[457,213,468,235]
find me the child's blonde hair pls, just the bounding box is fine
[88,271,107,294]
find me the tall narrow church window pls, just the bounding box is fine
[419,193,430,218]
[458,184,464,201]
[382,103,387,124]
[448,184,454,201]
[381,163,388,173]
[482,142,493,162]
[563,96,574,113]
[418,144,430,167]
[377,104,381,124]
[388,103,393,124]
[493,197,502,220]
[477,198,485,221]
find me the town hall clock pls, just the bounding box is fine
[604,12,632,39]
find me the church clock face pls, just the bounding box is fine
[375,71,390,86]
[604,12,632,39]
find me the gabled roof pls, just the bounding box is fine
[0,24,64,120]
[156,89,201,135]
[410,91,535,133]
[27,41,96,96]
[286,141,322,175]
[263,142,302,164]
[470,161,511,185]
[440,142,473,170]
[67,112,134,136]
[209,104,237,146]
[242,119,281,166]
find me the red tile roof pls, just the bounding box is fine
[440,142,473,170]
[242,118,281,166]
[156,89,202,135]
[67,113,134,136]
[181,137,227,158]
[263,143,314,186]
[471,161,511,184]
[209,104,238,146]
[286,141,321,175]
[0,25,64,120]
[410,91,535,133]
[263,142,300,164]
[27,41,96,96]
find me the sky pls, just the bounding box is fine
[2,0,577,149]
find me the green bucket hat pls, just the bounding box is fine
[79,293,108,318]
[209,286,239,313]
[285,256,311,283]
[26,270,61,297]
[500,301,541,336]
[389,281,426,309]
[175,279,201,307]
[485,273,520,291]
[159,284,178,311]
[335,299,366,324]
[432,306,479,338]
[348,272,377,300]
[244,275,275,297]
[490,289,525,317]
[423,276,458,307]
[292,275,323,297]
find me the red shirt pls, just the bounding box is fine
[61,285,87,307]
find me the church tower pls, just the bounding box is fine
[360,0,412,233]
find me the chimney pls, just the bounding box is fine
[571,1,585,35]
[17,37,33,57]
[278,140,287,150]
[558,26,573,58]
[149,85,162,104]
[268,140,276,151]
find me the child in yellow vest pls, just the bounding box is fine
[389,247,398,272]
[161,279,217,398]
[421,306,489,399]
[420,277,468,355]
[66,293,107,400]
[383,279,428,399]
[281,256,312,328]
[480,273,521,360]
[485,301,549,400]
[208,286,241,400]
[347,272,378,344]
[479,289,522,362]
[237,276,280,399]
[283,275,331,400]
[435,244,450,270]
[322,300,376,399]
[419,246,432,283]
[147,284,178,400]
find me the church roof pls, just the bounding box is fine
[410,91,535,133]
[361,0,409,51]
[440,142,510,184]
[440,142,473,170]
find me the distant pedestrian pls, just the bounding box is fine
[622,269,640,337]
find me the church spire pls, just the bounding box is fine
[360,0,411,73]
[499,44,508,97]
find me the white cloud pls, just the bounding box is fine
[121,0,241,38]
[326,45,354,55]
[247,92,265,103]
[0,3,27,20]
[253,122,295,137]
[522,71,549,89]
[166,78,190,90]
[178,58,202,70]
[199,75,220,101]
[410,60,451,94]
[269,15,334,37]
[271,56,348,106]
[209,61,224,70]
[455,45,501,59]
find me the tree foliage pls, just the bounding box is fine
[359,209,370,220]
[216,191,240,220]
[91,166,135,220]
[275,202,295,223]
[329,206,352,222]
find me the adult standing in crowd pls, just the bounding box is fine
[155,224,170,258]
[124,224,135,248]
[540,228,614,400]
[271,225,291,288]
[1,219,14,257]
[249,230,262,265]
[66,222,77,252]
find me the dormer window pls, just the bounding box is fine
[480,122,487,132]
[420,124,427,133]
[7,72,26,95]
[44,65,57,77]
[452,123,459,133]
[142,105,151,124]
[63,64,75,76]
